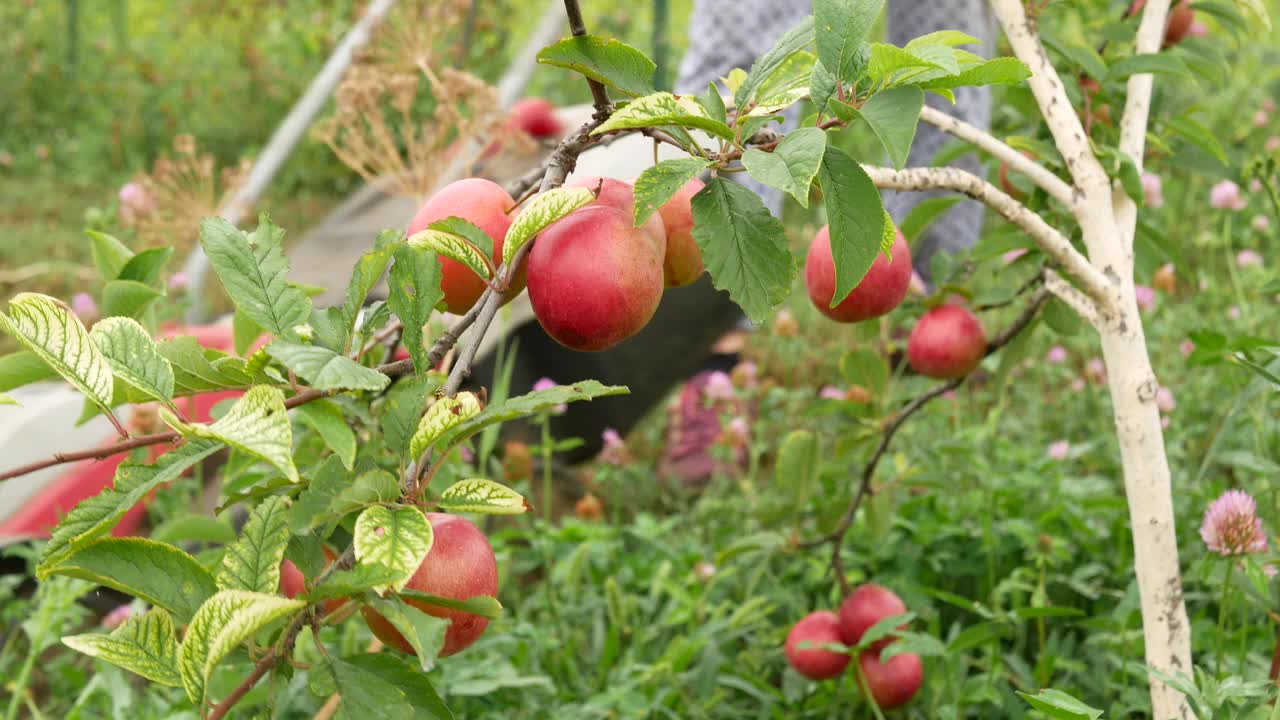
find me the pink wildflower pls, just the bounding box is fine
[1209,180,1247,211]
[1200,490,1268,556]
[1237,249,1263,268]
[1134,285,1156,312]
[1047,440,1070,460]
[1141,172,1164,209]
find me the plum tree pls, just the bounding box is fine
[656,177,706,287]
[508,97,564,139]
[361,513,499,657]
[907,305,987,379]
[838,583,908,651]
[784,610,850,680]
[526,205,664,352]
[407,178,520,314]
[805,225,912,323]
[857,651,923,709]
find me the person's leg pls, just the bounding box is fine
[885,0,996,284]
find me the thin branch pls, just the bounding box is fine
[1044,268,1103,327]
[802,288,1050,592]
[862,164,1112,311]
[918,105,1078,209]
[561,0,611,114]
[207,613,310,720]
[1113,0,1171,255]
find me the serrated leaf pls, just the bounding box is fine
[502,187,595,266]
[40,537,217,623]
[0,293,114,412]
[409,392,484,459]
[847,86,923,169]
[117,246,174,286]
[336,232,399,350]
[690,178,795,323]
[746,50,815,115]
[327,654,454,719]
[868,43,943,85]
[701,82,727,123]
[741,127,825,207]
[438,478,528,515]
[307,563,404,602]
[365,597,450,672]
[432,381,629,452]
[818,144,886,307]
[295,399,357,469]
[86,230,134,280]
[199,215,312,337]
[736,16,816,108]
[0,351,57,393]
[633,157,712,227]
[536,34,656,97]
[1017,688,1104,720]
[904,30,979,50]
[89,317,174,403]
[815,0,884,81]
[408,228,493,283]
[399,589,503,620]
[217,495,290,593]
[856,611,915,650]
[158,336,258,395]
[387,246,445,377]
[62,608,182,687]
[39,440,222,569]
[380,376,434,456]
[591,92,735,140]
[810,59,840,117]
[161,385,299,483]
[101,279,164,320]
[178,590,305,704]
[265,340,390,393]
[353,506,433,593]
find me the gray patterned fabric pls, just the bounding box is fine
[675,0,995,281]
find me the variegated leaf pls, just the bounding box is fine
[0,293,113,411]
[408,228,492,282]
[90,316,175,403]
[178,591,305,704]
[161,385,298,482]
[438,478,529,515]
[409,391,483,459]
[216,495,290,593]
[63,608,182,687]
[353,506,433,593]
[502,187,595,266]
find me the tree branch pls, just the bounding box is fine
[1043,268,1103,327]
[561,0,611,114]
[918,105,1078,209]
[1113,0,1171,255]
[862,164,1112,311]
[207,612,310,720]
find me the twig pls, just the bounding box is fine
[207,613,310,720]
[561,0,611,114]
[800,288,1051,595]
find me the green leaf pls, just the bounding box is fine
[40,440,223,569]
[177,590,305,704]
[161,385,299,483]
[307,563,404,602]
[337,654,454,719]
[867,43,943,85]
[117,247,174,286]
[701,82,727,124]
[1016,688,1104,720]
[409,392,484,459]
[502,187,595,266]
[89,317,174,403]
[408,227,493,284]
[438,478,529,515]
[818,144,886,307]
[1166,114,1227,164]
[734,15,815,108]
[380,376,433,456]
[904,30,979,50]
[591,92,735,140]
[809,59,840,117]
[151,514,238,545]
[1108,52,1192,79]
[633,157,712,227]
[387,246,445,377]
[815,0,885,81]
[295,399,357,470]
[839,348,889,396]
[740,127,825,207]
[158,337,257,395]
[265,340,390,393]
[899,196,964,243]
[62,608,182,687]
[0,293,114,413]
[399,590,503,620]
[536,34,656,97]
[745,51,815,116]
[353,506,434,593]
[1053,41,1108,81]
[878,631,947,659]
[432,381,629,452]
[689,178,795,323]
[101,279,164,320]
[775,429,819,508]
[41,537,217,624]
[846,86,923,169]
[856,611,915,650]
[337,232,399,348]
[0,351,57,393]
[0,393,16,406]
[217,495,290,593]
[86,230,134,280]
[199,215,312,337]
[364,597,450,672]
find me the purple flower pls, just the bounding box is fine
[1209,180,1247,211]
[730,361,758,389]
[1156,386,1175,413]
[1002,248,1029,265]
[1134,285,1156,312]
[1200,489,1268,556]
[1250,216,1270,233]
[1237,249,1263,267]
[1267,136,1280,152]
[1250,179,1264,193]
[167,272,189,292]
[1253,110,1270,129]
[704,371,735,401]
[1046,345,1068,364]
[1070,378,1086,392]
[1187,19,1208,36]
[694,561,716,582]
[724,416,750,446]
[819,385,845,400]
[1228,306,1241,320]
[1047,440,1070,460]
[1086,358,1107,384]
[1141,172,1164,209]
[600,427,629,466]
[101,604,133,629]
[71,292,98,321]
[1180,339,1195,357]
[533,377,566,414]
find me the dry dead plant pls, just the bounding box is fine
[124,134,251,251]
